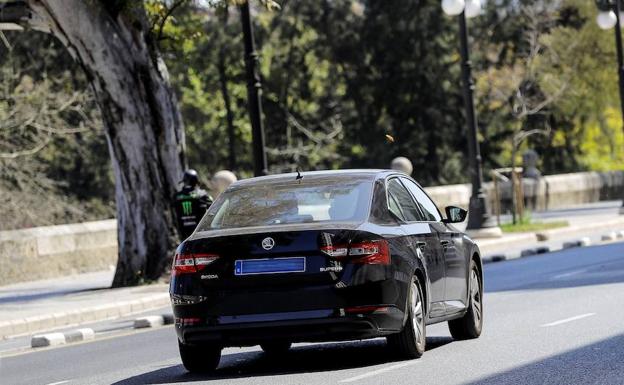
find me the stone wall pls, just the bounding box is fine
[0,220,117,285]
[424,171,624,212]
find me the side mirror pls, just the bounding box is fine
[443,206,467,223]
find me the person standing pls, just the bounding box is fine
[174,169,213,239]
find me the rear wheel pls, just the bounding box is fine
[387,275,426,358]
[178,341,221,373]
[448,261,483,340]
[260,341,292,355]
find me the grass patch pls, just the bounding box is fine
[500,213,569,233]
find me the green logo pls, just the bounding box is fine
[181,201,193,215]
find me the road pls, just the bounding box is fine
[2,242,624,385]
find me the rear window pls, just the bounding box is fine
[197,177,373,230]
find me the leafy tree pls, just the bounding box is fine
[2,0,186,286]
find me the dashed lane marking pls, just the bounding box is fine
[339,360,419,383]
[551,269,586,280]
[540,313,596,327]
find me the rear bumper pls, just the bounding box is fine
[175,308,404,347]
[171,276,408,346]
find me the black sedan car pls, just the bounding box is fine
[170,170,483,372]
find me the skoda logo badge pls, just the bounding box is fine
[261,237,275,250]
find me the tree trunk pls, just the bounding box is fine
[23,0,186,286]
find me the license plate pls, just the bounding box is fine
[234,257,306,276]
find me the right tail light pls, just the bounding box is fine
[321,239,390,265]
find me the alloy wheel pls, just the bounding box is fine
[411,281,425,348]
[470,269,482,326]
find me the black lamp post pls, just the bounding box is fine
[595,0,624,213]
[240,1,268,177]
[442,0,501,235]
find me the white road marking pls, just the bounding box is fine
[540,313,596,327]
[45,381,70,385]
[339,360,419,383]
[551,269,586,280]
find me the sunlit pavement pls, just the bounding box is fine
[2,242,624,385]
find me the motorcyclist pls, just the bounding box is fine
[174,169,213,239]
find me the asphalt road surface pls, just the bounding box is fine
[2,242,624,385]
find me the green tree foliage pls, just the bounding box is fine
[472,0,624,173]
[534,0,624,171]
[3,0,624,231]
[153,0,467,184]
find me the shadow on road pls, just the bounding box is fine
[464,333,624,384]
[111,336,453,384]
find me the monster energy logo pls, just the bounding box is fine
[181,201,193,215]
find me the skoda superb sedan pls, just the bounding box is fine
[170,170,483,373]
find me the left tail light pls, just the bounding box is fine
[172,253,219,276]
[321,239,390,265]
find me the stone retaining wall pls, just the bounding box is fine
[424,171,624,212]
[0,220,117,285]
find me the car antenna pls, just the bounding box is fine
[295,168,304,181]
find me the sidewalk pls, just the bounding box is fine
[473,200,624,257]
[0,271,169,339]
[1,200,623,340]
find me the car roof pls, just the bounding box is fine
[230,169,406,187]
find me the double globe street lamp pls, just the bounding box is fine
[595,0,624,214]
[441,0,502,237]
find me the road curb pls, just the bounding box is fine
[536,217,624,241]
[485,230,624,264]
[562,237,592,249]
[476,233,537,256]
[1,292,170,340]
[520,246,551,257]
[65,328,95,343]
[477,216,624,263]
[31,327,95,348]
[483,255,507,264]
[31,332,66,348]
[133,314,174,329]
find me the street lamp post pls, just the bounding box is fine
[442,0,501,237]
[240,0,268,177]
[596,0,624,213]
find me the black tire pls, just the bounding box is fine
[260,341,292,355]
[387,275,426,359]
[448,261,483,340]
[178,341,221,373]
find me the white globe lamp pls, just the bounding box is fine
[465,0,482,19]
[442,0,465,16]
[597,11,617,30]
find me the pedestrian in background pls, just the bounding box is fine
[211,170,237,197]
[174,169,213,239]
[391,156,413,175]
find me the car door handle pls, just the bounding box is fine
[416,241,427,251]
[440,240,451,247]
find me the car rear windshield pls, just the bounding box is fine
[197,176,373,230]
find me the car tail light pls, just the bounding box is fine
[320,245,349,258]
[345,305,389,314]
[172,253,219,276]
[175,317,202,326]
[321,239,390,265]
